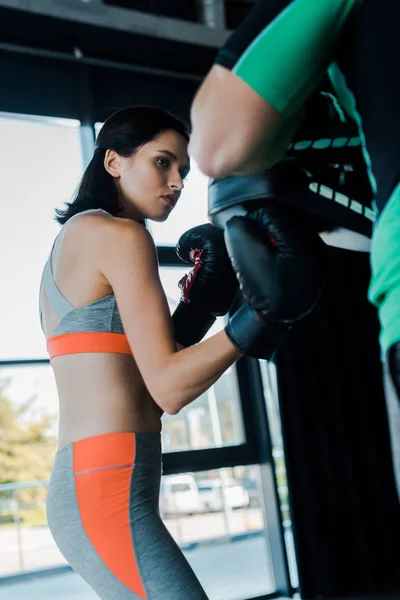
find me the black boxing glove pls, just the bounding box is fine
[172,223,239,347]
[224,204,329,359]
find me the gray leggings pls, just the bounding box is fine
[46,432,208,599]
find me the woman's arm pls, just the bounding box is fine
[98,218,241,415]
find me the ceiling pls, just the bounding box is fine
[0,0,256,78]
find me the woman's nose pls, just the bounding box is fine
[169,171,184,190]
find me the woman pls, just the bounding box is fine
[41,106,323,599]
[40,105,242,599]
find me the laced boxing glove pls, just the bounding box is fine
[224,204,329,359]
[172,223,239,347]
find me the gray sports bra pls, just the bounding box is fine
[39,209,131,359]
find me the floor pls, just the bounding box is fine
[0,570,398,600]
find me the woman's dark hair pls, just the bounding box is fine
[55,106,190,224]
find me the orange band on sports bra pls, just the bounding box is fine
[47,332,132,359]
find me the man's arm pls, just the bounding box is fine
[190,0,360,178]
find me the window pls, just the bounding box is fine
[0,113,83,360]
[172,483,190,493]
[0,363,58,439]
[260,360,299,590]
[0,363,58,576]
[159,267,245,451]
[161,466,276,600]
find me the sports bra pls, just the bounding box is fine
[39,209,132,360]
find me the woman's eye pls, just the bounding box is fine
[157,157,170,169]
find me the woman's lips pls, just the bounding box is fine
[161,196,177,208]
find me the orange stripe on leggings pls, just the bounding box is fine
[47,332,132,359]
[73,433,147,599]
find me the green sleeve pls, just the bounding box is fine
[233,0,361,119]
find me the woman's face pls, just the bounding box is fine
[105,129,190,222]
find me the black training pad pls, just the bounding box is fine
[208,158,374,238]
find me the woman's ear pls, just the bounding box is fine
[104,149,121,178]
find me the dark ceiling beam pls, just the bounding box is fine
[0,41,204,82]
[0,0,231,47]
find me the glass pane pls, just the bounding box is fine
[161,366,244,452]
[161,465,275,599]
[0,363,59,576]
[160,267,245,451]
[259,360,299,589]
[94,121,103,138]
[0,113,83,360]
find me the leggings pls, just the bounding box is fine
[46,432,208,600]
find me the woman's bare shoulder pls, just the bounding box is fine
[65,211,154,249]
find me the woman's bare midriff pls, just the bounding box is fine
[40,214,164,451]
[52,352,163,450]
